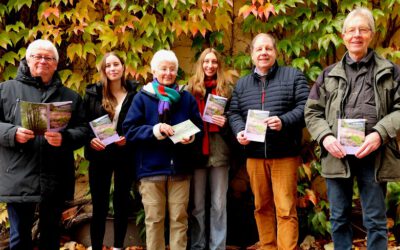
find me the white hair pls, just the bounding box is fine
[150,50,179,73]
[342,7,375,34]
[26,39,59,62]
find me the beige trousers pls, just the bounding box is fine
[139,178,190,250]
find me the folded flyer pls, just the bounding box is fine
[89,114,120,146]
[202,94,228,124]
[20,100,72,135]
[169,119,201,144]
[337,118,366,155]
[244,109,270,142]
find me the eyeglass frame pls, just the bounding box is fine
[30,54,57,62]
[344,26,372,36]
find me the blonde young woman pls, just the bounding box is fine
[187,48,233,250]
[83,52,138,250]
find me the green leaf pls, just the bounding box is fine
[83,42,97,58]
[0,32,12,49]
[0,51,19,66]
[291,57,310,72]
[128,4,143,13]
[58,69,72,84]
[2,65,18,80]
[110,0,126,10]
[5,21,25,32]
[65,72,84,92]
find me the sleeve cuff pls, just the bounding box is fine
[153,123,167,140]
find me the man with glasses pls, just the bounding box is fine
[0,39,88,249]
[305,7,400,249]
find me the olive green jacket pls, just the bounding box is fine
[305,51,400,181]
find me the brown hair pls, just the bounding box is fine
[99,52,127,119]
[188,48,232,99]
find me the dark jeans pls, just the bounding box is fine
[7,199,63,250]
[326,155,387,250]
[89,160,134,250]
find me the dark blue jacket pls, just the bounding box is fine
[228,63,309,159]
[123,84,203,180]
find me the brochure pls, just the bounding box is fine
[244,109,270,143]
[89,114,120,146]
[169,119,201,144]
[202,94,228,124]
[20,100,72,135]
[337,118,366,154]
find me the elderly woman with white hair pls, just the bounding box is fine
[123,49,203,250]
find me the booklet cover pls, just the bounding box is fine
[202,94,228,124]
[244,109,270,143]
[337,118,366,155]
[20,100,72,135]
[169,119,201,144]
[89,114,120,146]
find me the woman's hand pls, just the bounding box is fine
[90,137,106,151]
[115,136,126,146]
[159,123,175,136]
[180,135,194,144]
[211,115,226,127]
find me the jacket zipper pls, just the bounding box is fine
[261,80,267,158]
[11,98,21,124]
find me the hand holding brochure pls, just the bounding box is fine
[202,94,228,124]
[337,118,366,155]
[169,120,200,144]
[89,115,120,146]
[244,110,270,142]
[20,100,72,135]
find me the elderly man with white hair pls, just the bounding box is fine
[123,49,203,250]
[305,7,400,249]
[0,39,88,249]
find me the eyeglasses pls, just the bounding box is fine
[30,54,56,62]
[345,27,371,36]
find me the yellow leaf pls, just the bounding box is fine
[238,5,256,19]
[305,189,318,206]
[302,162,312,180]
[66,43,83,61]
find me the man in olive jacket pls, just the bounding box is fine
[305,8,400,249]
[0,39,88,249]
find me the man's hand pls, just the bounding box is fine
[15,127,35,144]
[236,130,250,145]
[265,116,282,131]
[44,131,63,147]
[355,132,381,159]
[90,137,106,151]
[322,135,346,159]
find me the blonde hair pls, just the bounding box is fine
[99,52,126,119]
[188,48,232,99]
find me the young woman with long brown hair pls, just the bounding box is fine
[83,52,138,250]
